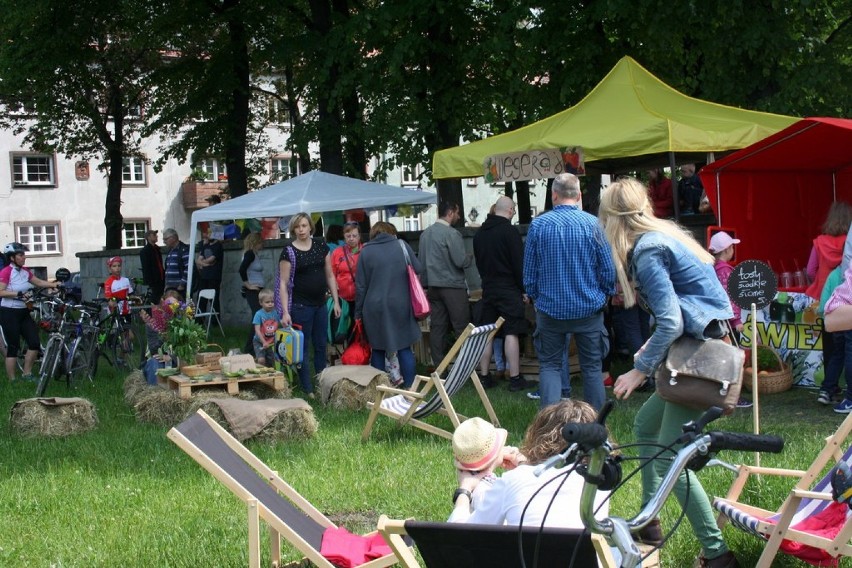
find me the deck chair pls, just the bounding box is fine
[377,515,628,568]
[194,288,225,338]
[713,412,852,567]
[168,410,409,568]
[361,318,503,441]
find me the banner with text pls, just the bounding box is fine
[484,147,584,183]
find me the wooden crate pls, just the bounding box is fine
[164,371,287,400]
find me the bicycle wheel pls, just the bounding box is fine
[36,337,62,397]
[118,318,145,371]
[67,332,96,387]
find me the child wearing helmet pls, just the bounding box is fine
[104,256,134,318]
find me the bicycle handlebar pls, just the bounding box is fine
[707,431,785,454]
[561,422,609,449]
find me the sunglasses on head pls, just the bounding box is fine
[343,221,359,228]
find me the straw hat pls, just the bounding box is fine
[452,417,508,472]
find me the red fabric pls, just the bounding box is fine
[341,320,371,365]
[763,501,849,567]
[806,235,846,300]
[700,118,852,274]
[332,245,361,302]
[648,177,673,218]
[320,527,391,568]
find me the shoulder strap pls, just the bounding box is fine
[399,240,411,266]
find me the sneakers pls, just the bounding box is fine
[818,389,842,405]
[526,389,541,400]
[19,374,36,383]
[735,398,753,409]
[834,399,852,414]
[508,376,532,392]
[634,518,664,548]
[603,375,614,388]
[561,390,571,401]
[696,551,740,568]
[480,374,497,389]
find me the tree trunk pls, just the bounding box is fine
[223,9,251,197]
[104,145,125,250]
[310,0,344,175]
[284,66,312,175]
[516,180,532,223]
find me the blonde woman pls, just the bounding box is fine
[600,178,738,568]
[276,213,341,396]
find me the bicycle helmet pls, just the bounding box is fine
[3,242,27,261]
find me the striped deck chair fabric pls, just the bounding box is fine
[168,410,408,568]
[361,319,503,441]
[713,412,852,567]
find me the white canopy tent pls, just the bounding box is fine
[186,170,436,292]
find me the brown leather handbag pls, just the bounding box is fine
[655,336,745,414]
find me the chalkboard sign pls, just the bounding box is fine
[727,260,777,310]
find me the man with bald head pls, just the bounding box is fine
[472,196,531,392]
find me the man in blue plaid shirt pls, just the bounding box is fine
[523,173,616,409]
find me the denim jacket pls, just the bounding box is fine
[630,232,733,376]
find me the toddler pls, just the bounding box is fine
[252,288,280,366]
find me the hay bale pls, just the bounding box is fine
[327,374,389,411]
[251,405,318,442]
[241,381,292,400]
[133,389,190,426]
[123,371,148,406]
[10,397,98,437]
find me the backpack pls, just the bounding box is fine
[327,297,352,344]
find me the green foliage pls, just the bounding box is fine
[755,345,784,372]
[161,300,207,363]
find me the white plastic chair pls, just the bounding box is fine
[194,289,224,338]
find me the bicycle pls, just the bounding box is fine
[543,402,785,568]
[87,297,145,374]
[0,286,59,377]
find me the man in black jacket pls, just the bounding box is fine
[139,229,164,304]
[472,196,530,392]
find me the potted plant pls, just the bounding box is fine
[743,345,792,394]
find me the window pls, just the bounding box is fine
[123,221,149,248]
[197,158,227,181]
[17,223,61,255]
[467,178,479,187]
[12,153,56,187]
[266,97,289,124]
[403,215,421,231]
[270,156,293,181]
[122,156,147,185]
[401,164,420,186]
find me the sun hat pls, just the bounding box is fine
[452,417,508,472]
[709,231,741,254]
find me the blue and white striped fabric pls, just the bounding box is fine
[379,323,497,420]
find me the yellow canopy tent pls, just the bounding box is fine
[432,56,798,179]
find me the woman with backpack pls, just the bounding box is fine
[330,221,362,341]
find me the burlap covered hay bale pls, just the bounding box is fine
[123,371,148,406]
[251,405,318,442]
[133,389,190,426]
[319,366,390,410]
[240,380,292,400]
[10,397,98,437]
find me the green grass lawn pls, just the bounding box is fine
[0,330,845,567]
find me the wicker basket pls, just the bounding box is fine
[180,364,214,377]
[195,344,225,369]
[743,347,793,394]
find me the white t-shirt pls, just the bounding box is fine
[0,265,34,309]
[447,464,609,528]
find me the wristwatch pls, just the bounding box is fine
[452,487,472,505]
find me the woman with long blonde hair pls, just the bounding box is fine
[600,177,740,568]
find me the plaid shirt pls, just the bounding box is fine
[523,204,615,320]
[826,263,852,314]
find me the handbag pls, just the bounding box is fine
[654,335,745,415]
[399,240,430,320]
[341,320,371,365]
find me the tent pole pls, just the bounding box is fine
[669,152,680,219]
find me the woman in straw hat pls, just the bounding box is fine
[600,177,739,568]
[448,400,609,528]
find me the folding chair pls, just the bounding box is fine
[377,515,622,568]
[361,318,503,441]
[194,288,225,338]
[713,412,852,567]
[168,410,409,568]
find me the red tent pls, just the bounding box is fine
[700,118,852,274]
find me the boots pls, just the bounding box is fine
[508,375,532,392]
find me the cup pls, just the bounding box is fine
[794,270,807,288]
[780,272,793,289]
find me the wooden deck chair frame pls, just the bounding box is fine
[361,318,504,441]
[168,410,409,568]
[713,412,852,567]
[376,515,635,568]
[194,288,225,338]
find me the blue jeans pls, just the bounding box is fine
[535,310,607,409]
[492,337,505,371]
[290,302,329,394]
[822,330,852,396]
[611,305,651,355]
[371,347,416,387]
